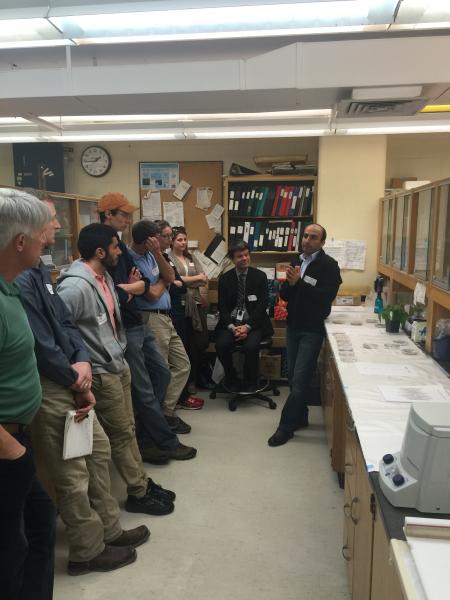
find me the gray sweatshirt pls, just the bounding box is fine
[57,260,127,375]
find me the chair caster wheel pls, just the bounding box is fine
[273,388,280,397]
[228,400,237,411]
[269,401,277,409]
[210,391,216,399]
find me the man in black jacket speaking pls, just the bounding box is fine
[216,241,273,392]
[268,224,342,447]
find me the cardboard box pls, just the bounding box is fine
[333,295,362,307]
[260,354,281,379]
[390,177,417,189]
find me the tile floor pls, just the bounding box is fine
[54,388,350,600]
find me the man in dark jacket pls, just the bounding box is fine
[98,193,196,461]
[268,223,342,447]
[16,198,149,576]
[216,241,273,392]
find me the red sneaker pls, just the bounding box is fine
[177,396,204,410]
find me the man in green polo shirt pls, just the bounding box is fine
[0,187,56,600]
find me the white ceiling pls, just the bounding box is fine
[0,1,450,140]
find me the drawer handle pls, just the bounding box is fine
[344,462,353,475]
[350,497,359,525]
[344,503,351,518]
[342,545,351,562]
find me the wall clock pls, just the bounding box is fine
[81,145,112,177]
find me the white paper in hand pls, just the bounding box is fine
[63,410,94,460]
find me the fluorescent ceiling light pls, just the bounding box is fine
[0,17,63,44]
[338,124,450,135]
[46,133,182,141]
[42,109,332,125]
[0,39,74,49]
[191,129,327,139]
[395,1,450,25]
[49,1,393,43]
[0,136,42,143]
[0,117,30,125]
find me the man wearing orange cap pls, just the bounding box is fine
[97,193,197,462]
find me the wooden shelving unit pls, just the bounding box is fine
[378,178,450,355]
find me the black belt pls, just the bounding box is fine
[145,309,172,315]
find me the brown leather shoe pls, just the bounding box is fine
[140,445,170,465]
[67,544,137,576]
[108,525,150,548]
[165,442,197,460]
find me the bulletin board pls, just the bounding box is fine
[139,161,223,252]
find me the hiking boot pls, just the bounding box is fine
[164,442,197,461]
[68,545,136,576]
[109,525,150,548]
[140,445,171,465]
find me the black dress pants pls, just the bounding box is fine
[0,430,56,600]
[215,328,263,384]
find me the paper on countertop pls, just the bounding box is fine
[414,281,427,306]
[63,410,94,460]
[163,201,184,227]
[407,537,450,600]
[196,187,213,210]
[331,305,366,313]
[378,384,450,404]
[142,191,162,221]
[173,179,191,200]
[356,362,417,377]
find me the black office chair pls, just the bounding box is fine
[209,338,280,411]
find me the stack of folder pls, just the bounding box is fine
[228,218,312,252]
[228,183,314,217]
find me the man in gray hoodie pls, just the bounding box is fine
[58,223,176,516]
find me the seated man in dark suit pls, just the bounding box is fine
[215,241,273,392]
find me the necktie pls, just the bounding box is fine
[237,273,246,309]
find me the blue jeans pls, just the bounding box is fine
[0,431,56,600]
[125,325,177,450]
[279,328,324,433]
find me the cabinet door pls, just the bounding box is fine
[351,445,375,600]
[343,473,355,585]
[371,501,405,600]
[321,343,334,453]
[330,358,345,474]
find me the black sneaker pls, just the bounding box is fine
[165,415,192,434]
[164,442,197,461]
[147,478,176,503]
[125,494,174,516]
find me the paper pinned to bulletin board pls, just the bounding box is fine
[139,162,223,254]
[324,239,366,271]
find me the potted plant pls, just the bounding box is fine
[381,304,408,333]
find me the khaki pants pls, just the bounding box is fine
[92,367,148,498]
[33,377,122,562]
[143,311,190,416]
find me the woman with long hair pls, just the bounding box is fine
[169,227,209,402]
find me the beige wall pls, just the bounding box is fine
[386,133,450,186]
[317,135,387,290]
[64,138,319,204]
[0,145,14,186]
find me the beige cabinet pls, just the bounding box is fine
[371,506,405,600]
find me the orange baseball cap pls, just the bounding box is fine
[97,192,138,214]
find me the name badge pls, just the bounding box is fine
[152,266,159,276]
[304,275,317,287]
[96,313,107,325]
[45,283,54,295]
[248,294,257,301]
[189,262,195,268]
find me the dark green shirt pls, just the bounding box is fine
[0,275,41,424]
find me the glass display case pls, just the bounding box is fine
[49,196,74,268]
[413,188,433,280]
[380,197,393,264]
[392,193,411,271]
[79,200,99,228]
[433,184,450,290]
